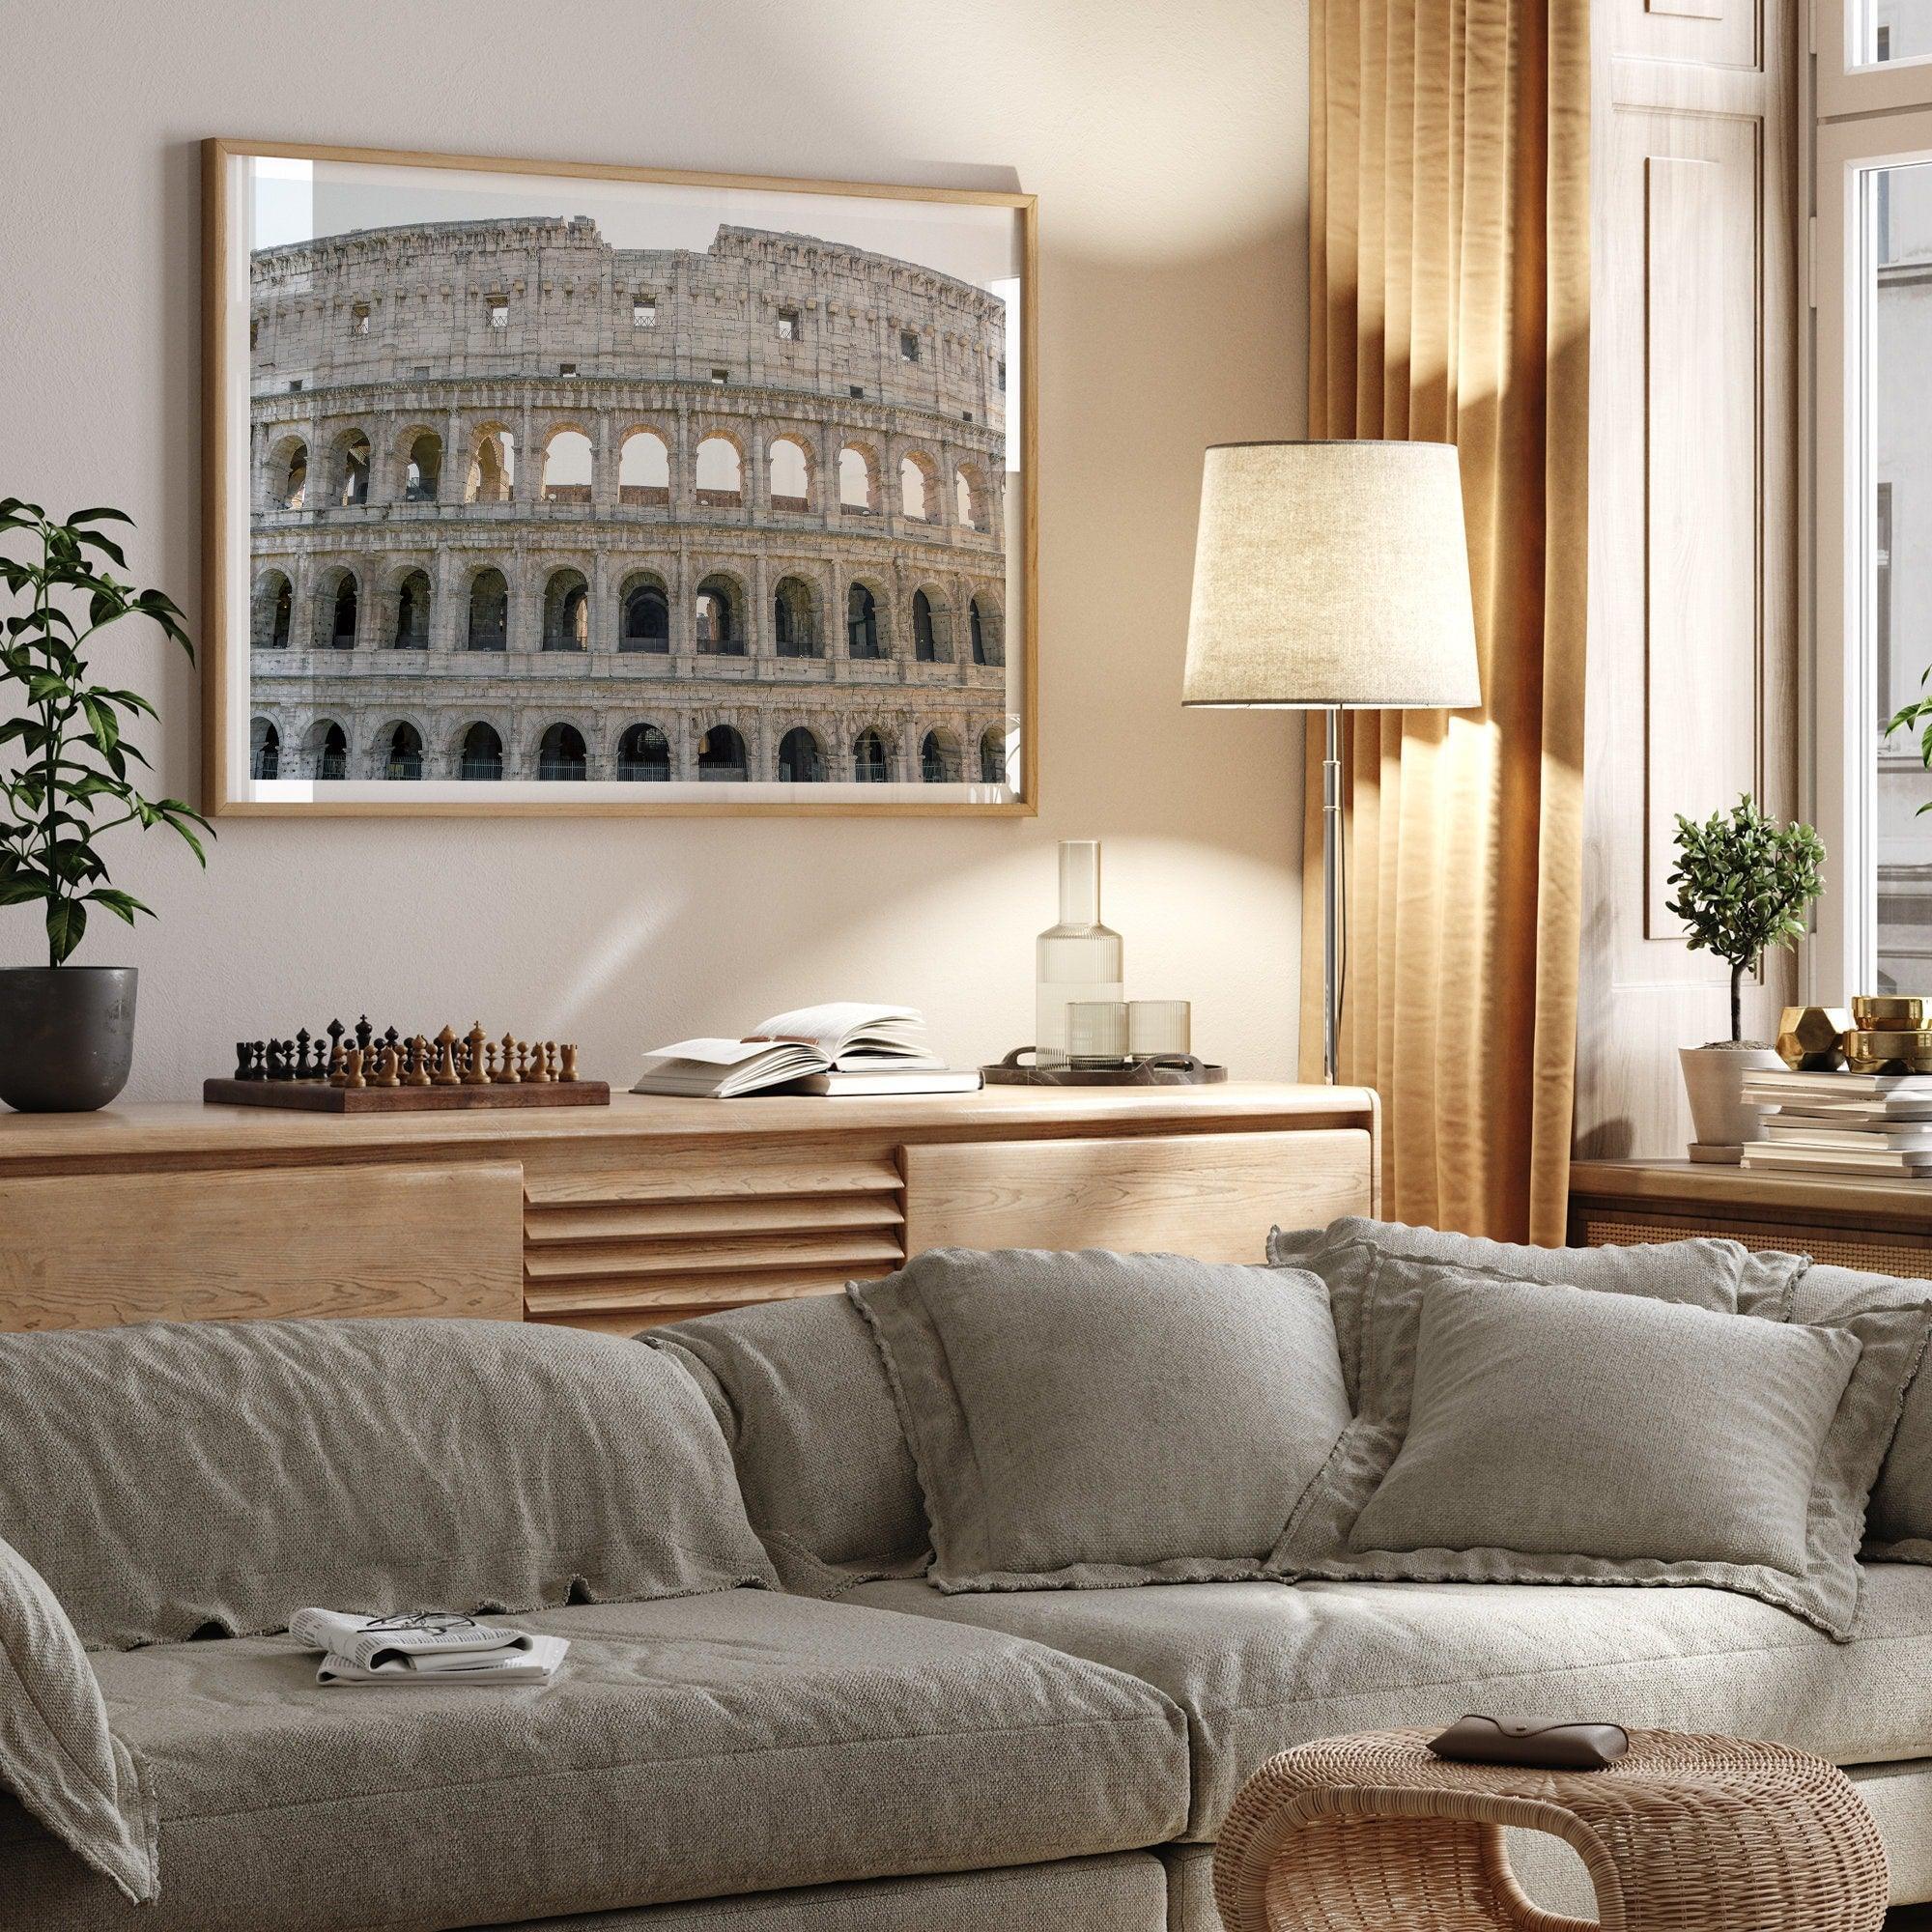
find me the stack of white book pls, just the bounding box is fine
[290,1608,570,1688]
[1740,1068,1932,1179]
[632,1001,982,1098]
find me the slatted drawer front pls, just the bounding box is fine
[523,1144,905,1332]
[1579,1212,1932,1281]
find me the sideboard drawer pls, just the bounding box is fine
[902,1127,1373,1264]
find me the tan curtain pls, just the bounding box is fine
[1302,0,1589,1244]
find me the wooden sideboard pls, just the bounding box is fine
[0,1083,1379,1333]
[1568,1158,1932,1280]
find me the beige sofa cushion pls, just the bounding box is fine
[850,1249,1351,1592]
[0,1319,777,1650]
[849,1564,1932,1841]
[1268,1262,1929,1639]
[0,1592,1187,1932]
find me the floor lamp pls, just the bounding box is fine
[1180,441,1481,1084]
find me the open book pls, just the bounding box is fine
[632,1002,973,1098]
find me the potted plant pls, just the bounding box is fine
[1664,795,1826,1153]
[0,497,209,1111]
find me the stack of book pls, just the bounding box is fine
[632,1001,983,1098]
[1740,1067,1932,1179]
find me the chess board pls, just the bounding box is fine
[205,1017,611,1112]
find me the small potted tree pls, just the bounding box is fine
[1664,795,1825,1154]
[0,497,209,1111]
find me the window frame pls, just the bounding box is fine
[1818,0,1932,117]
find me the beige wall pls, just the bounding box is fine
[0,0,1307,1098]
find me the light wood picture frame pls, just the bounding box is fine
[202,139,1037,817]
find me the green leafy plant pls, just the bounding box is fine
[1664,795,1825,1045]
[1888,686,1932,810]
[0,498,210,966]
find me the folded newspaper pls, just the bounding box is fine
[289,1608,569,1687]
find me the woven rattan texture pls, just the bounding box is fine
[1580,1214,1932,1280]
[1212,1728,1888,1932]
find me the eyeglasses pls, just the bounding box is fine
[359,1610,488,1635]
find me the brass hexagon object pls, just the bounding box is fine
[1854,994,1929,1031]
[1776,1005,1854,1071]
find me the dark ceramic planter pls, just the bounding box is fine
[0,966,138,1112]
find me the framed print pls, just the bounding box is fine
[202,140,1036,816]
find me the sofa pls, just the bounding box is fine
[4,1224,1932,1931]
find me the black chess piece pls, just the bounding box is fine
[326,1019,346,1069]
[294,1028,313,1078]
[355,1015,373,1053]
[234,1042,260,1081]
[266,1039,293,1081]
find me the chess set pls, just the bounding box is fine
[202,1018,611,1113]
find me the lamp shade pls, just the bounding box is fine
[1181,440,1482,710]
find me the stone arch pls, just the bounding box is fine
[541,566,590,651]
[851,724,895,783]
[845,574,891,660]
[772,574,821,658]
[540,426,594,504]
[467,425,517,503]
[911,582,952,663]
[535,720,590,781]
[398,426,442,502]
[614,721,672,781]
[619,569,670,653]
[453,719,506,781]
[694,430,745,507]
[695,568,746,656]
[251,569,294,650]
[696,722,749,781]
[329,426,372,507]
[955,460,989,531]
[617,428,671,506]
[388,565,432,649]
[898,448,939,522]
[374,717,428,780]
[979,724,1007,786]
[838,441,881,514]
[766,435,813,511]
[777,724,826,782]
[466,565,509,651]
[969,586,1006,667]
[311,564,359,650]
[249,717,281,780]
[302,717,349,780]
[920,727,962,782]
[267,435,308,510]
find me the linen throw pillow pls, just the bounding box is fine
[0,1534,155,1902]
[0,1318,779,1650]
[850,1247,1353,1591]
[1267,1216,1809,1403]
[1268,1258,1932,1640]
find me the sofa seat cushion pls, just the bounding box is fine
[848,1564,1932,1841]
[0,1593,1187,1932]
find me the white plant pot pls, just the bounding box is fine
[1679,1044,1784,1151]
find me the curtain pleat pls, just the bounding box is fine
[1302,0,1589,1245]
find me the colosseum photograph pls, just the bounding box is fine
[204,145,1033,813]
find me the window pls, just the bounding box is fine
[487,296,509,328]
[459,722,504,781]
[251,721,279,780]
[274,441,307,510]
[537,723,588,781]
[617,724,671,781]
[351,302,370,336]
[558,362,578,379]
[618,430,670,506]
[412,363,431,377]
[767,437,810,509]
[391,571,430,649]
[962,411,974,423]
[710,368,730,384]
[288,378,303,393]
[697,724,748,781]
[337,432,370,507]
[853,728,892,782]
[899,329,920,362]
[327,574,358,649]
[467,568,509,650]
[778,727,824,782]
[913,588,940,662]
[696,578,740,654]
[849,384,865,398]
[920,730,959,782]
[838,446,877,513]
[468,429,515,502]
[253,572,294,651]
[311,722,348,781]
[847,582,881,659]
[777,307,800,340]
[541,428,593,503]
[404,431,440,502]
[980,727,1005,786]
[249,319,260,350]
[633,298,657,328]
[970,596,987,665]
[899,455,930,521]
[694,435,743,506]
[384,723,423,780]
[997,358,1007,391]
[621,580,669,653]
[542,570,589,651]
[773,577,817,658]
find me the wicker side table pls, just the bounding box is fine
[1212,1728,1888,1932]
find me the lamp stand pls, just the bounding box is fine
[1321,704,1342,1085]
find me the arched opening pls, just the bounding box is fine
[467,568,509,651]
[846,582,881,659]
[955,463,987,531]
[252,572,293,651]
[920,729,961,782]
[838,446,878,513]
[458,722,503,781]
[616,723,671,781]
[318,571,358,650]
[970,594,1004,667]
[697,724,748,781]
[384,722,424,780]
[773,576,818,658]
[467,429,516,503]
[537,722,588,781]
[767,437,810,511]
[621,576,669,653]
[391,570,430,649]
[695,575,742,656]
[618,431,670,506]
[306,720,348,781]
[540,428,593,504]
[853,728,893,782]
[250,720,280,780]
[913,587,947,663]
[979,727,1006,786]
[695,435,743,507]
[403,431,441,501]
[777,726,825,783]
[337,431,371,507]
[899,454,932,521]
[270,439,307,510]
[542,569,589,651]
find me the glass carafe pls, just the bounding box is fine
[1035,840,1123,1068]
